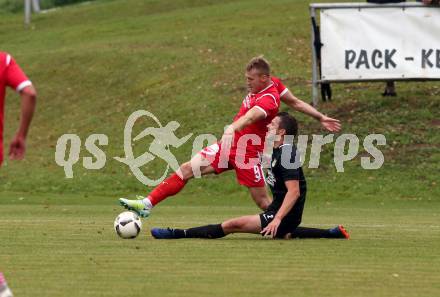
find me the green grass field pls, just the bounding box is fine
[1,194,439,297]
[0,0,439,296]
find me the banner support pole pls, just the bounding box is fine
[310,7,319,106]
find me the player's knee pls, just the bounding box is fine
[179,161,194,181]
[249,189,271,210]
[222,219,244,232]
[253,196,270,210]
[258,199,270,211]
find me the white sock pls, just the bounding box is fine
[142,198,153,209]
[1,287,14,297]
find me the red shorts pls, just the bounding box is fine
[200,143,265,188]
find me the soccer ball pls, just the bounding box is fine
[114,211,142,239]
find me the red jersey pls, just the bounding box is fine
[200,77,287,187]
[271,76,288,97]
[232,78,283,154]
[0,52,32,165]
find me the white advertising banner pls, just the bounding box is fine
[320,7,440,81]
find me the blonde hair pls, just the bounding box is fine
[246,56,271,76]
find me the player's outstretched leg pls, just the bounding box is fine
[288,225,350,239]
[151,224,226,239]
[119,195,151,218]
[119,154,215,217]
[119,172,185,218]
[331,225,350,239]
[150,227,179,239]
[151,215,262,239]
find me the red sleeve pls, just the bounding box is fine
[255,92,279,118]
[5,55,31,92]
[272,77,288,97]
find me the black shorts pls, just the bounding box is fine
[259,210,302,238]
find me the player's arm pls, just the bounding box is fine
[280,90,341,132]
[231,106,266,131]
[5,54,37,160]
[17,85,37,138]
[260,180,300,238]
[9,85,37,160]
[221,106,266,145]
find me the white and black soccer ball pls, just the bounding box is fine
[114,211,142,239]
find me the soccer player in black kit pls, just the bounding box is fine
[151,112,349,239]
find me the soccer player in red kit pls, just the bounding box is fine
[119,56,341,217]
[0,52,37,167]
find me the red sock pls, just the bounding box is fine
[148,173,187,206]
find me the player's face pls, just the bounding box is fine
[267,116,282,136]
[246,69,269,93]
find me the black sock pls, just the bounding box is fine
[290,226,334,239]
[174,224,225,239]
[170,229,186,239]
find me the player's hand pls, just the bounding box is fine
[320,115,341,132]
[9,134,26,160]
[260,217,281,238]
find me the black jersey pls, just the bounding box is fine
[266,143,307,218]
